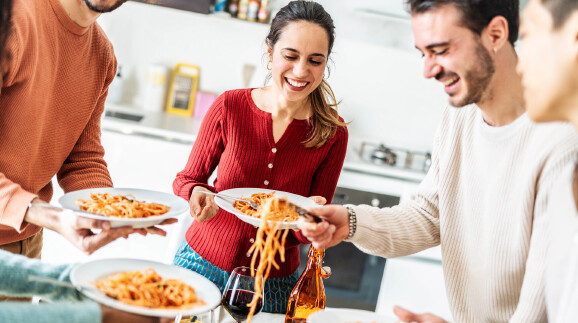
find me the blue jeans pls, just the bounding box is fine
[173,240,300,313]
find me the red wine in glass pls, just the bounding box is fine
[222,289,263,321]
[222,267,264,323]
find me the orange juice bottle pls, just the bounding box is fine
[285,246,330,323]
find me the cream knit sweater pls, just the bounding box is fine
[545,164,578,323]
[349,105,578,322]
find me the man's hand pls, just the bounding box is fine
[143,218,179,236]
[393,305,448,323]
[297,204,350,250]
[25,198,178,254]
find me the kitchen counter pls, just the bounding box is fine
[102,104,199,144]
[343,148,426,183]
[102,105,426,184]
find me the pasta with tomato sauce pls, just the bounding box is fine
[93,267,205,309]
[233,192,299,222]
[76,193,170,218]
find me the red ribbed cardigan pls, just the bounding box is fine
[173,88,348,277]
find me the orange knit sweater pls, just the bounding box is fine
[0,0,115,245]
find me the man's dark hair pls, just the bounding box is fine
[541,0,578,30]
[406,0,519,45]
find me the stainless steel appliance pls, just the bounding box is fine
[360,141,432,173]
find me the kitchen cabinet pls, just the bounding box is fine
[314,0,414,50]
[100,130,193,193]
[131,0,212,14]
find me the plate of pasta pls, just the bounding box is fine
[307,308,397,323]
[70,258,221,317]
[58,187,189,228]
[214,188,320,229]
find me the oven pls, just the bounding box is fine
[298,165,422,311]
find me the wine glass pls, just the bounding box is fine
[221,267,264,323]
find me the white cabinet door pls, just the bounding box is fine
[101,131,193,194]
[376,257,452,321]
[43,130,195,265]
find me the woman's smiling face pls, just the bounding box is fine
[269,21,329,104]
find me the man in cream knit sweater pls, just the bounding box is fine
[298,0,578,322]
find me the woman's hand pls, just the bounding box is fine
[308,196,327,205]
[189,186,219,222]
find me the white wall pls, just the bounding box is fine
[98,1,448,151]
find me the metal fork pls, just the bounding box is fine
[192,190,258,209]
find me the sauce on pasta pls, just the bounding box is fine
[93,267,205,309]
[233,192,299,222]
[76,193,170,218]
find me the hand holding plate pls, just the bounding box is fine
[26,199,137,254]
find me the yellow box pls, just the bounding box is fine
[166,63,200,116]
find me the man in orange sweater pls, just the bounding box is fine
[0,0,169,259]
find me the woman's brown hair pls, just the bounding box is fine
[265,0,347,148]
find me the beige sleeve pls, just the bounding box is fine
[348,135,441,258]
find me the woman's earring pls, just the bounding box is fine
[267,60,273,71]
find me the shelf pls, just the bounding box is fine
[130,0,212,14]
[353,8,410,24]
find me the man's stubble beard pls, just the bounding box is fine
[450,41,496,108]
[82,0,127,13]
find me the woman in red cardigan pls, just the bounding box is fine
[172,1,348,313]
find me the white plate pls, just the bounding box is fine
[307,308,397,323]
[58,187,189,228]
[214,188,319,229]
[70,258,221,318]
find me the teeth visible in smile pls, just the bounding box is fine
[444,76,459,86]
[287,79,307,87]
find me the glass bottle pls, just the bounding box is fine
[257,0,269,23]
[285,246,331,323]
[228,0,239,17]
[237,0,250,20]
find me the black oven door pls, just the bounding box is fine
[298,187,400,310]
